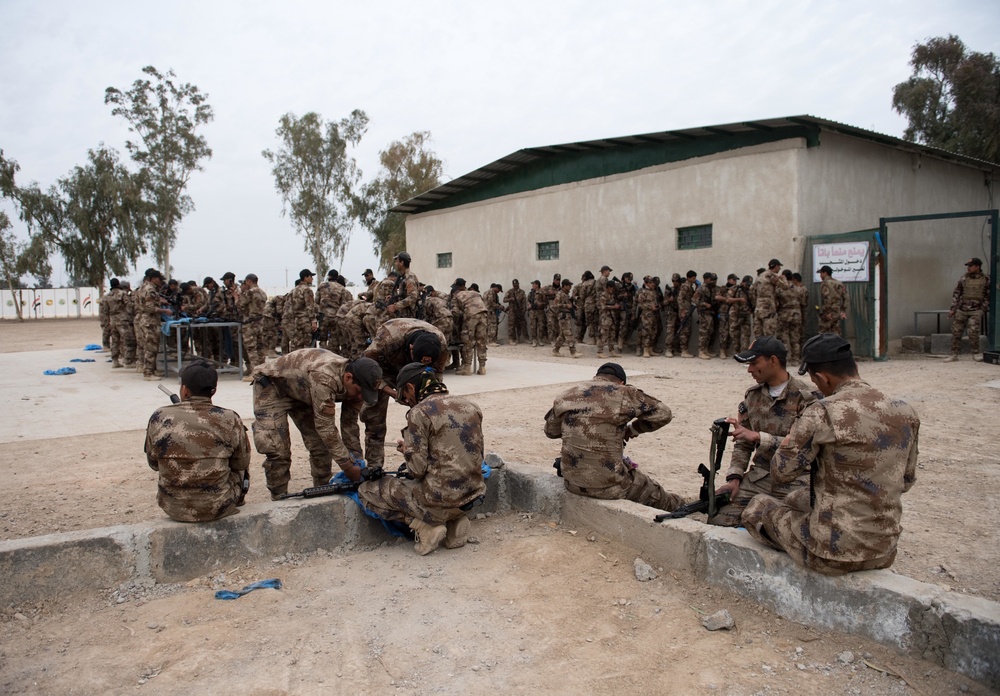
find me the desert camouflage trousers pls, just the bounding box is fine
[461,312,488,368]
[138,317,161,376]
[110,318,136,364]
[507,309,528,343]
[729,314,751,355]
[241,322,266,371]
[697,313,718,354]
[777,310,802,362]
[563,466,684,512]
[598,310,619,353]
[743,491,896,576]
[639,311,660,350]
[951,308,983,355]
[529,309,547,343]
[707,467,808,527]
[552,316,576,352]
[358,476,466,526]
[817,312,843,336]
[754,311,779,339]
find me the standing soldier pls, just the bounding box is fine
[676,271,698,358]
[451,278,489,375]
[551,279,580,358]
[285,269,318,352]
[503,279,528,345]
[573,271,595,343]
[364,271,397,337]
[105,279,126,368]
[262,294,282,358]
[817,265,849,336]
[316,270,346,349]
[422,286,454,355]
[118,280,138,368]
[716,274,738,358]
[695,272,719,359]
[386,252,420,319]
[596,279,621,358]
[543,274,562,344]
[754,259,786,339]
[945,257,989,362]
[637,276,661,358]
[482,283,503,346]
[341,298,373,359]
[238,273,268,381]
[776,269,804,364]
[99,288,112,352]
[791,273,809,358]
[528,280,548,347]
[616,272,637,356]
[135,269,172,381]
[586,269,604,345]
[728,275,754,355]
[662,274,682,358]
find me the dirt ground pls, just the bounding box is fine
[1,319,998,694]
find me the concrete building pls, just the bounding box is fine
[394,116,998,355]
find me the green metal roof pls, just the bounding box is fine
[391,115,999,215]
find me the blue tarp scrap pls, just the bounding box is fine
[214,578,282,600]
[69,358,95,363]
[43,367,76,376]
[161,316,192,336]
[83,344,102,351]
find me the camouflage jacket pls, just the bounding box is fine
[662,284,679,315]
[219,285,240,321]
[771,378,920,563]
[727,375,819,481]
[694,284,717,314]
[402,392,487,509]
[542,284,560,313]
[728,283,752,321]
[364,318,449,385]
[820,276,848,317]
[288,283,317,327]
[551,287,574,318]
[238,285,267,321]
[105,287,128,323]
[574,278,595,311]
[504,287,527,313]
[255,349,364,463]
[676,281,696,317]
[99,292,111,327]
[422,295,453,331]
[451,289,487,320]
[144,396,250,522]
[482,289,501,314]
[316,280,349,317]
[776,280,801,318]
[528,287,547,311]
[637,286,659,313]
[715,284,734,317]
[597,286,620,314]
[754,270,785,316]
[135,281,163,324]
[544,375,672,492]
[950,271,989,313]
[390,269,420,317]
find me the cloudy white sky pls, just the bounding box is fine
[1,0,997,288]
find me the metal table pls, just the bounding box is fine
[912,310,950,335]
[161,320,244,380]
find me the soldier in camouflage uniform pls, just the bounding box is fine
[145,362,250,522]
[727,275,753,355]
[451,278,489,375]
[744,334,920,575]
[105,278,128,368]
[572,271,595,342]
[615,273,637,355]
[251,349,383,498]
[596,279,621,358]
[99,288,112,351]
[386,252,420,319]
[136,269,172,380]
[945,257,989,362]
[364,272,397,337]
[776,269,804,364]
[754,259,786,339]
[817,264,848,336]
[544,363,685,512]
[262,295,282,357]
[503,279,528,344]
[481,283,503,346]
[550,279,580,357]
[716,274,738,358]
[637,276,660,358]
[695,272,719,359]
[341,299,373,359]
[676,271,698,358]
[543,274,562,343]
[421,286,454,354]
[286,269,319,351]
[359,363,486,555]
[316,269,349,350]
[791,273,809,358]
[527,280,548,346]
[661,274,682,357]
[237,274,268,380]
[708,337,819,527]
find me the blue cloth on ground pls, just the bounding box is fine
[83,344,102,351]
[69,358,95,363]
[214,578,282,600]
[43,367,76,375]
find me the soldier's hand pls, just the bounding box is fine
[395,438,405,454]
[948,310,955,318]
[716,478,740,500]
[728,421,759,444]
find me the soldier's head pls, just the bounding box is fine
[671,273,682,287]
[605,279,618,293]
[741,275,753,287]
[600,265,612,278]
[560,278,573,292]
[552,273,561,287]
[685,270,697,282]
[344,357,383,407]
[791,272,803,285]
[768,258,782,271]
[327,269,338,281]
[110,278,120,290]
[203,276,217,290]
[179,361,218,401]
[493,283,503,293]
[531,280,541,289]
[451,277,467,293]
[622,272,633,283]
[408,331,442,366]
[595,362,627,385]
[167,279,179,291]
[221,271,236,288]
[799,334,858,396]
[511,279,519,288]
[734,336,788,385]
[966,257,983,272]
[395,361,446,407]
[145,269,165,287]
[423,285,435,294]
[727,273,738,286]
[470,283,480,292]
[643,275,654,288]
[756,267,766,276]
[818,265,833,279]
[393,251,411,271]
[244,273,258,287]
[121,281,131,290]
[582,271,594,281]
[782,269,793,280]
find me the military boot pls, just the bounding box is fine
[973,353,984,362]
[477,365,487,375]
[596,349,606,358]
[943,354,959,362]
[410,518,447,556]
[552,347,561,356]
[456,365,473,376]
[444,515,471,549]
[112,360,123,369]
[643,347,652,358]
[698,350,712,360]
[681,350,695,358]
[532,339,538,347]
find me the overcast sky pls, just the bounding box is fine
[2,0,997,288]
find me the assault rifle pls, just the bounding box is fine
[655,417,731,522]
[276,465,402,500]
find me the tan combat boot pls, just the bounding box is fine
[456,365,472,376]
[596,350,606,358]
[643,347,652,358]
[943,354,959,362]
[973,353,984,362]
[665,350,675,358]
[477,365,486,375]
[552,347,561,356]
[681,350,695,358]
[444,516,471,549]
[112,361,123,368]
[698,350,712,360]
[410,518,447,556]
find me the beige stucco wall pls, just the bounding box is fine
[406,139,807,292]
[797,131,993,339]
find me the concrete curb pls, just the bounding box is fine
[1,465,996,688]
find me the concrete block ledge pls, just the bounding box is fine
[1,464,997,688]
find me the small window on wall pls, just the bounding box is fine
[537,241,559,261]
[677,224,713,250]
[437,252,452,269]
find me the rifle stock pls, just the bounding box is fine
[655,418,730,522]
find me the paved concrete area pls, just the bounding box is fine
[0,350,607,444]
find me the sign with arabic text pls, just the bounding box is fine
[812,241,869,282]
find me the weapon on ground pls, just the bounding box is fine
[276,465,402,500]
[654,417,731,522]
[157,383,180,404]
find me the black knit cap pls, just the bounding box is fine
[180,361,218,397]
[596,362,627,384]
[409,331,442,363]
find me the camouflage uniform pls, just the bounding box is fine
[359,392,486,526]
[262,296,282,357]
[715,283,734,357]
[543,282,561,342]
[544,374,684,511]
[144,396,250,522]
[252,349,363,496]
[481,288,499,345]
[754,270,785,338]
[776,282,804,363]
[584,279,600,344]
[105,287,130,366]
[694,282,719,357]
[616,280,637,353]
[99,292,112,350]
[596,285,620,355]
[316,279,349,349]
[527,286,548,345]
[341,300,373,359]
[550,287,578,355]
[573,278,595,342]
[676,280,697,357]
[388,269,420,319]
[364,277,395,337]
[727,282,752,355]
[361,319,449,467]
[636,285,660,352]
[503,285,528,344]
[662,281,680,356]
[422,294,454,349]
[286,282,318,352]
[709,376,819,527]
[744,378,920,575]
[135,280,164,378]
[121,287,137,365]
[949,270,989,356]
[818,276,848,335]
[238,285,268,371]
[452,289,488,372]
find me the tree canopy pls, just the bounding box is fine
[262,110,368,275]
[105,66,213,275]
[357,131,443,271]
[892,35,1000,163]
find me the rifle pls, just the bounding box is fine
[654,418,731,522]
[158,383,180,404]
[276,465,402,500]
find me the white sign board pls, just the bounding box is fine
[812,241,870,282]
